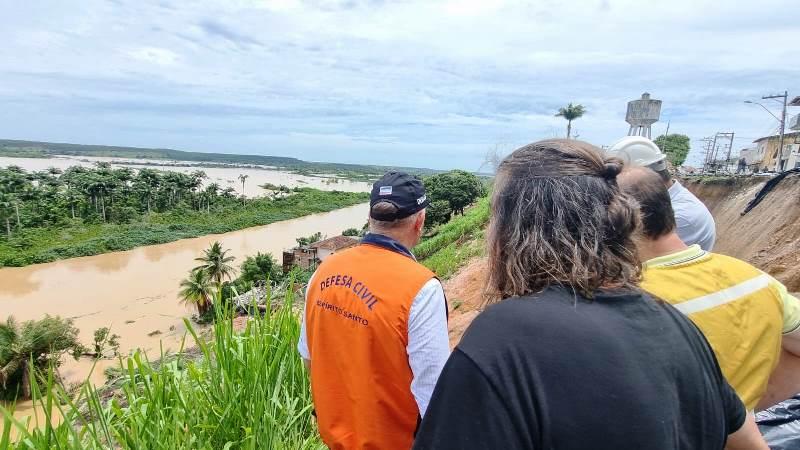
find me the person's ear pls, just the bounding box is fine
[416,210,426,233]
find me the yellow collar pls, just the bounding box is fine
[645,244,708,269]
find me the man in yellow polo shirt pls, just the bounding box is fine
[619,167,800,411]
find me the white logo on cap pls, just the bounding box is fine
[417,194,427,205]
[379,186,393,196]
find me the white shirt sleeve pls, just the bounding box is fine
[297,272,316,361]
[406,278,450,417]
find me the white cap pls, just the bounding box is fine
[606,136,667,172]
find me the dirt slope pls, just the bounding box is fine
[443,258,487,347]
[684,175,800,291]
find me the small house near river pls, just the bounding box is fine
[282,235,359,272]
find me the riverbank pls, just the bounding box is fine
[0,189,368,267]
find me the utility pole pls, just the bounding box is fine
[701,136,715,173]
[710,134,719,173]
[703,133,735,173]
[762,91,788,171]
[722,132,735,172]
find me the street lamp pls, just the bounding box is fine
[744,100,781,122]
[745,91,788,171]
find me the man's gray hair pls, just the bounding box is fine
[369,201,422,233]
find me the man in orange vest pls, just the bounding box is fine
[298,172,450,450]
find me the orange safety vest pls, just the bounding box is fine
[305,243,435,450]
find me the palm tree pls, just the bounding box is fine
[135,169,161,214]
[113,167,134,201]
[85,176,108,221]
[194,241,236,286]
[0,316,84,400]
[179,269,214,316]
[0,192,12,238]
[9,193,22,229]
[555,103,586,139]
[189,170,207,210]
[203,183,221,213]
[238,174,249,199]
[63,187,81,220]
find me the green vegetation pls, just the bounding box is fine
[0,163,261,234]
[295,232,323,247]
[182,242,288,319]
[90,328,120,359]
[655,134,691,167]
[421,229,485,279]
[342,227,360,237]
[235,252,283,288]
[0,162,367,267]
[0,138,438,182]
[423,170,485,227]
[416,196,490,278]
[0,292,323,449]
[0,316,85,401]
[555,103,586,139]
[0,148,48,158]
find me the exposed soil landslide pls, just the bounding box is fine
[684,175,800,291]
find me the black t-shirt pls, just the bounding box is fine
[413,286,745,450]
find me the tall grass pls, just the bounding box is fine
[414,196,489,260]
[0,288,322,449]
[421,229,485,279]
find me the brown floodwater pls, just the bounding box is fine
[0,202,369,436]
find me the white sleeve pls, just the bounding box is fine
[406,278,450,417]
[297,272,317,361]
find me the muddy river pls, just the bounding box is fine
[0,202,369,435]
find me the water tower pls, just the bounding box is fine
[626,92,662,139]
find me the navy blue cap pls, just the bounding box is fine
[370,172,430,221]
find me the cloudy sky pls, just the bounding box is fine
[1,0,798,170]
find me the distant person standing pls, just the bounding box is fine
[413,139,767,450]
[619,166,800,411]
[607,136,716,251]
[298,172,449,450]
[738,157,748,174]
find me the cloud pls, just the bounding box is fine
[126,46,179,65]
[0,0,797,170]
[197,20,263,48]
